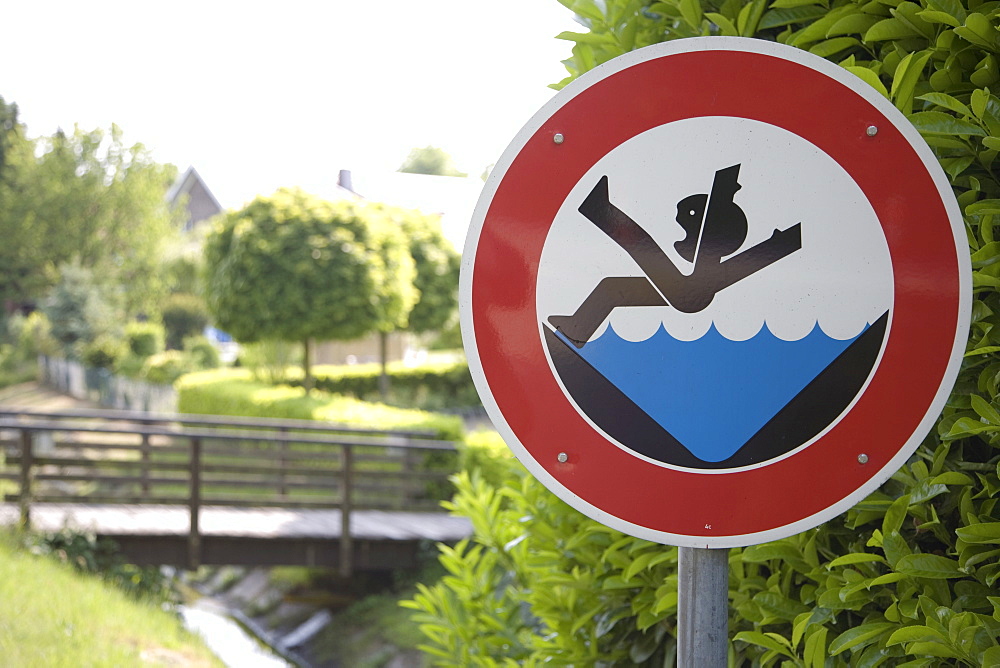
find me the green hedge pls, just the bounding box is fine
[283,359,481,410]
[176,369,464,440]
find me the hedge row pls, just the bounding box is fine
[284,359,481,410]
[175,369,464,440]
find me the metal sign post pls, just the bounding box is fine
[677,547,729,666]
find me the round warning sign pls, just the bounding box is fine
[461,37,970,548]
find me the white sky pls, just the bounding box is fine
[2,1,580,210]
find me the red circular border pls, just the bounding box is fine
[471,48,961,539]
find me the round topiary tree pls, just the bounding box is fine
[203,188,417,390]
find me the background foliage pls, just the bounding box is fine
[203,188,418,388]
[406,0,1000,665]
[175,369,464,440]
[0,115,177,317]
[398,145,468,177]
[285,360,479,411]
[204,188,417,345]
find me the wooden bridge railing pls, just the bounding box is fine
[0,408,458,574]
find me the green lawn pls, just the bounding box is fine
[0,534,222,667]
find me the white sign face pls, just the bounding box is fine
[462,37,970,547]
[536,115,895,469]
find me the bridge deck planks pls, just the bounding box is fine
[0,503,472,542]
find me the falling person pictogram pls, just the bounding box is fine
[548,164,803,347]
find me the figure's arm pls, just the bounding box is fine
[716,223,802,292]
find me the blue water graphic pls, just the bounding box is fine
[562,322,866,462]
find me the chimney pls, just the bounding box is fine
[338,169,353,193]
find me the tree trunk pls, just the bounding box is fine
[379,330,389,399]
[302,338,314,393]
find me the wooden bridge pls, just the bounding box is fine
[0,408,471,574]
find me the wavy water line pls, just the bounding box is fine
[602,317,872,345]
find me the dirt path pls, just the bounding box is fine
[0,381,101,411]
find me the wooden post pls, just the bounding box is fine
[339,444,354,578]
[188,437,202,571]
[18,430,33,531]
[278,428,288,499]
[140,433,151,495]
[402,447,416,508]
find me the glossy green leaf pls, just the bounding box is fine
[754,591,810,620]
[706,12,739,34]
[829,623,896,654]
[804,626,828,667]
[827,12,883,36]
[895,553,964,578]
[886,624,951,646]
[680,0,704,28]
[865,17,922,40]
[971,394,1000,424]
[846,65,890,97]
[917,92,973,117]
[734,631,796,657]
[918,9,960,25]
[760,5,828,28]
[811,36,861,56]
[828,552,888,567]
[956,522,1000,544]
[771,0,827,7]
[926,0,966,23]
[909,111,987,135]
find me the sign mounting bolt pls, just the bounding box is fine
[553,133,565,144]
[858,453,869,464]
[557,452,569,463]
[866,125,878,137]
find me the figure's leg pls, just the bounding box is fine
[579,177,687,303]
[548,277,665,348]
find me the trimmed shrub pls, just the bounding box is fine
[141,351,195,386]
[124,321,165,358]
[81,335,126,370]
[183,335,220,370]
[457,430,521,490]
[237,339,300,385]
[13,312,57,358]
[175,369,464,440]
[285,360,481,410]
[161,293,209,350]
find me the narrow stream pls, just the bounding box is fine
[180,600,292,668]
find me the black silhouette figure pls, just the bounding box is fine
[548,164,802,348]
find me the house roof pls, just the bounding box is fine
[166,166,223,212]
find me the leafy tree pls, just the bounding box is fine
[0,96,23,186]
[398,146,468,177]
[408,0,1000,666]
[161,293,209,350]
[0,97,45,313]
[42,262,124,360]
[398,210,460,335]
[372,206,461,395]
[203,188,417,390]
[0,120,177,316]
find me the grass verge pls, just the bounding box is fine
[0,532,223,667]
